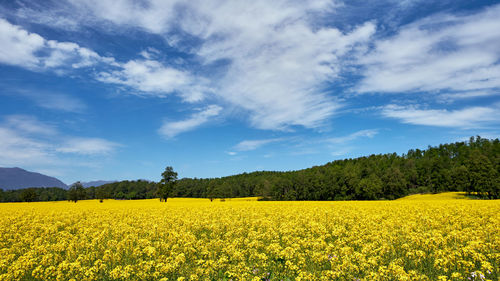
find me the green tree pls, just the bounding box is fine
[467,150,498,198]
[358,174,383,200]
[86,186,96,200]
[158,166,177,202]
[206,181,218,202]
[451,165,469,192]
[383,167,407,199]
[95,187,108,202]
[20,188,38,202]
[68,182,86,203]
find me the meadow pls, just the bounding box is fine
[0,193,498,281]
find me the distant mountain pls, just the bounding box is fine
[0,167,68,190]
[79,180,117,188]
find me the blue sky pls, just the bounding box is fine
[0,0,499,184]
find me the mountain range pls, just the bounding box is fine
[78,180,117,188]
[0,167,67,190]
[0,167,116,190]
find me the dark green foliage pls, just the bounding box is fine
[467,150,498,198]
[92,180,157,200]
[0,187,67,202]
[451,165,469,192]
[158,166,178,202]
[68,182,86,202]
[170,136,499,200]
[20,188,37,202]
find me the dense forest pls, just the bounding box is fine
[1,136,498,202]
[0,180,157,202]
[172,136,499,200]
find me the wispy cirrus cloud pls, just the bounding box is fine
[56,138,120,155]
[0,126,55,166]
[233,138,285,152]
[0,115,59,166]
[3,1,500,137]
[158,105,222,139]
[189,2,375,129]
[436,90,499,103]
[97,59,209,102]
[32,93,87,113]
[0,115,121,167]
[7,88,88,113]
[327,129,378,144]
[320,129,379,157]
[357,4,500,96]
[4,115,58,136]
[381,104,500,128]
[5,0,377,131]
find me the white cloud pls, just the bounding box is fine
[190,2,375,129]
[0,115,120,167]
[33,93,87,113]
[437,90,498,103]
[11,89,87,113]
[0,18,45,68]
[331,147,352,157]
[312,129,379,157]
[4,115,58,136]
[13,2,87,31]
[158,105,222,139]
[233,138,284,152]
[0,127,55,166]
[6,1,500,136]
[357,4,500,95]
[16,0,376,130]
[382,104,500,128]
[97,59,207,102]
[68,0,177,34]
[327,129,378,144]
[139,47,160,60]
[0,18,109,71]
[0,19,205,103]
[1,86,88,113]
[0,18,203,102]
[56,138,120,155]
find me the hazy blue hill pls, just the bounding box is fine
[0,167,68,190]
[79,180,117,188]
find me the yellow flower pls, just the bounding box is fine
[0,194,497,281]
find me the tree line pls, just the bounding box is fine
[1,136,498,202]
[0,180,158,202]
[183,136,497,200]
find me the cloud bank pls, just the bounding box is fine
[2,1,500,136]
[3,1,377,131]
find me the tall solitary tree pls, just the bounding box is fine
[68,182,86,203]
[158,166,177,202]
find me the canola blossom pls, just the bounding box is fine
[0,193,498,281]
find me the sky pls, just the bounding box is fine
[0,0,499,184]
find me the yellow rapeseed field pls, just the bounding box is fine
[0,193,498,281]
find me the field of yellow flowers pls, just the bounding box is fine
[0,193,498,281]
